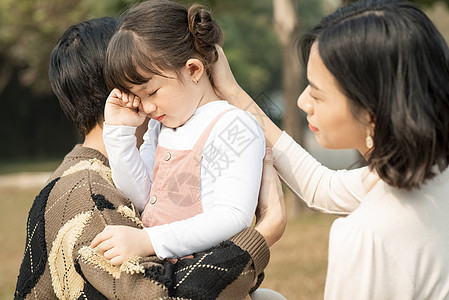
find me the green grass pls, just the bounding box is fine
[0,158,62,175]
[0,184,338,299]
[260,213,337,299]
[0,186,37,300]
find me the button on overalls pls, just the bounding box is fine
[141,108,234,227]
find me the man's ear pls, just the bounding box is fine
[185,58,204,83]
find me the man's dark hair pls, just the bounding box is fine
[49,17,118,135]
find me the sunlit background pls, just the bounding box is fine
[1,0,448,298]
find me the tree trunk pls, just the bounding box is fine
[273,0,306,216]
[0,59,13,95]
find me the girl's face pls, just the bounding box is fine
[297,43,370,155]
[130,66,208,128]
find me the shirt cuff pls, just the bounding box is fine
[103,123,137,137]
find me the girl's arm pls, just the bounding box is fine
[103,90,160,212]
[103,122,160,212]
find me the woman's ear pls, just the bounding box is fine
[185,58,204,83]
[368,114,375,132]
[361,108,375,130]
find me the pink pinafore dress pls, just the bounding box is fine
[141,109,233,228]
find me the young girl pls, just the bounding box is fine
[91,0,265,265]
[212,0,449,298]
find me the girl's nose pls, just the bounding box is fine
[297,86,313,114]
[143,102,157,114]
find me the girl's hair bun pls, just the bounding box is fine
[187,4,223,65]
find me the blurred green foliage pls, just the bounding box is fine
[0,0,446,160]
[0,0,313,160]
[0,0,444,94]
[342,0,449,6]
[0,0,126,93]
[0,0,322,96]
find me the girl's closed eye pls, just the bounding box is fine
[149,89,158,97]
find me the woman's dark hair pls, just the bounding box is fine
[49,17,118,135]
[300,0,449,190]
[105,0,223,92]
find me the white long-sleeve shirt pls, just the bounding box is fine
[103,101,265,259]
[273,131,449,299]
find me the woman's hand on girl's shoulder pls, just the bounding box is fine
[211,45,242,103]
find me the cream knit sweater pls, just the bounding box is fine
[15,145,269,299]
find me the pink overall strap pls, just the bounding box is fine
[191,107,237,153]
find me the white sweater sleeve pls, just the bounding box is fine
[103,121,160,212]
[272,131,366,215]
[139,119,160,181]
[145,111,265,259]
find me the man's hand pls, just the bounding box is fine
[104,88,147,127]
[90,225,155,266]
[254,148,286,247]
